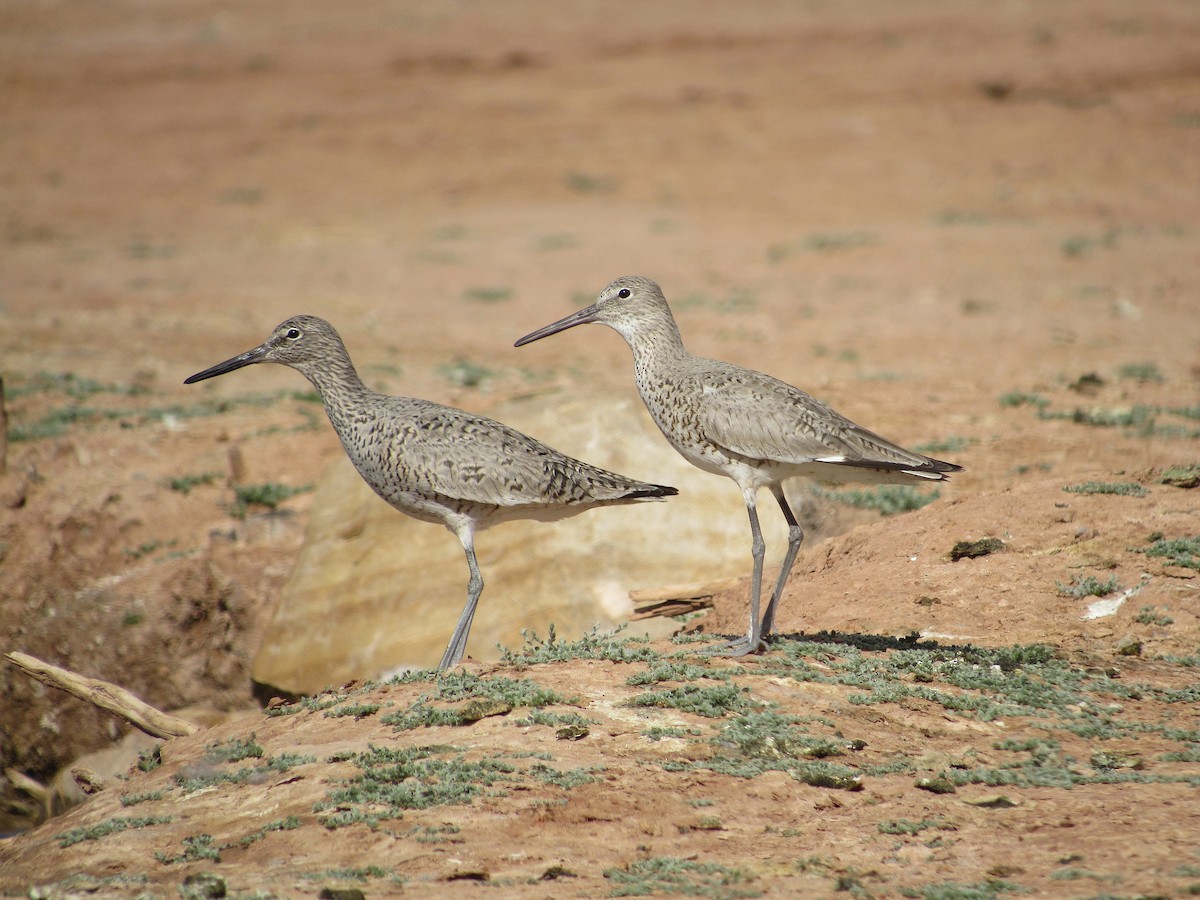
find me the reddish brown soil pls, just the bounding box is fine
[2,1,1199,896]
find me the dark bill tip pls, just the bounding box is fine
[183,347,266,384]
[513,305,599,348]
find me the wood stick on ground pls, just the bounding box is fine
[628,576,742,620]
[5,651,198,739]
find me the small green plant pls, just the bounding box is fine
[155,834,220,864]
[909,880,1024,899]
[877,818,944,835]
[174,749,315,792]
[767,231,877,263]
[499,624,661,665]
[120,790,164,807]
[299,866,392,882]
[1062,481,1147,497]
[627,659,723,685]
[137,745,163,772]
[913,436,971,454]
[1135,605,1174,626]
[462,286,513,303]
[166,472,221,494]
[325,702,383,719]
[1056,574,1121,598]
[1117,361,1163,382]
[604,856,758,898]
[230,482,312,518]
[203,734,265,764]
[316,745,520,828]
[999,391,1049,409]
[56,815,172,848]
[1139,535,1200,569]
[127,238,176,259]
[815,485,940,516]
[227,816,302,849]
[437,358,494,388]
[565,171,615,193]
[627,683,752,718]
[1060,228,1118,257]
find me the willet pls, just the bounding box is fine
[516,275,962,657]
[185,315,677,670]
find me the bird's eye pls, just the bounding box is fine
[286,328,301,340]
[617,288,631,299]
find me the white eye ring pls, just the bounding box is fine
[617,288,631,299]
[286,328,301,340]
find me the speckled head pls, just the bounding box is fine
[184,315,344,384]
[514,275,675,347]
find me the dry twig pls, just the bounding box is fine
[5,651,198,739]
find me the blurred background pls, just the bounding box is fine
[2,0,1197,829]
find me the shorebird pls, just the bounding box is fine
[516,276,962,657]
[185,315,677,670]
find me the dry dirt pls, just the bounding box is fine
[2,0,1199,896]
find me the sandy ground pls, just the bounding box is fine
[2,0,1199,895]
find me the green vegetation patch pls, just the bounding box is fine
[814,484,940,516]
[316,744,601,830]
[1056,574,1121,598]
[499,624,663,665]
[1138,535,1200,569]
[626,683,752,718]
[317,744,516,828]
[174,742,316,792]
[604,855,760,898]
[6,376,320,443]
[230,482,312,518]
[382,670,576,730]
[1159,465,1200,489]
[1062,481,1147,497]
[56,815,173,848]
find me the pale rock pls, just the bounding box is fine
[251,389,800,692]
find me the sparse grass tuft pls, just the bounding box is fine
[999,391,1049,409]
[154,834,220,864]
[913,436,972,455]
[1117,361,1163,383]
[165,472,221,494]
[56,815,173,848]
[604,856,759,898]
[203,734,264,764]
[1138,535,1200,569]
[230,482,312,519]
[1134,605,1174,626]
[815,485,940,516]
[499,624,662,665]
[1056,574,1121,598]
[1062,481,1147,497]
[627,683,753,718]
[768,231,877,262]
[462,286,513,303]
[137,745,163,772]
[565,171,615,193]
[438,358,495,388]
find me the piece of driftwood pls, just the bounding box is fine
[628,576,742,620]
[5,651,198,739]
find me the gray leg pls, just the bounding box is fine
[760,484,804,638]
[438,529,484,670]
[702,489,765,657]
